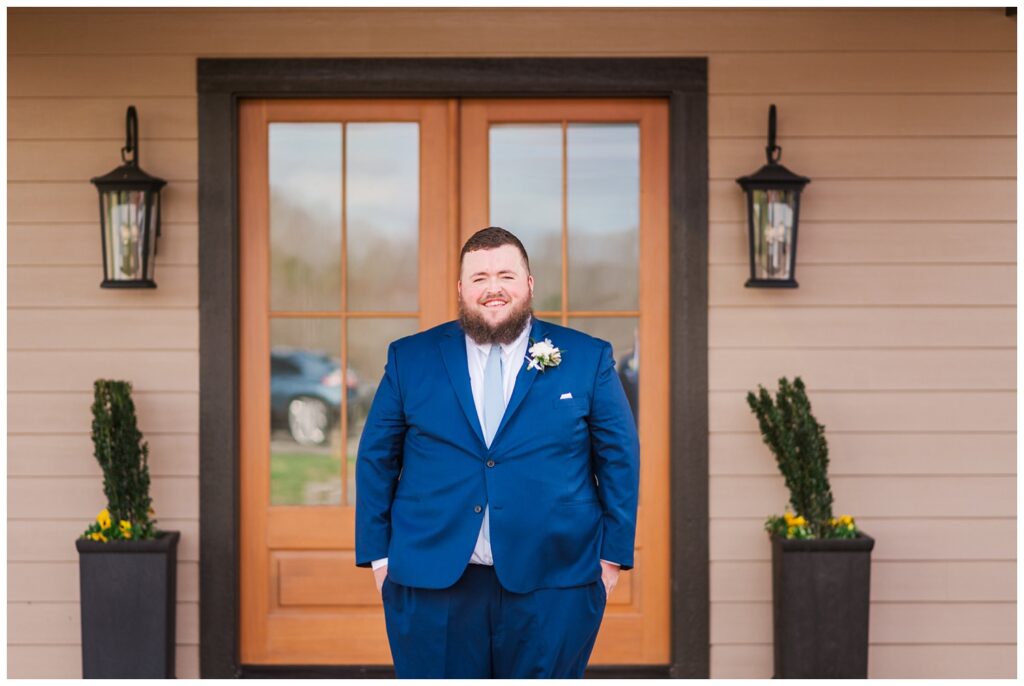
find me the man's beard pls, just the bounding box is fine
[458,294,533,345]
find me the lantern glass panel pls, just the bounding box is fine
[146,193,158,281]
[101,189,153,282]
[750,189,796,281]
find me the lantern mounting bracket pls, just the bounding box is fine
[121,105,139,165]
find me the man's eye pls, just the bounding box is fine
[502,275,513,280]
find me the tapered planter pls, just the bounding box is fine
[771,531,874,678]
[76,530,180,678]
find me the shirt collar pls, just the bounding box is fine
[467,314,532,356]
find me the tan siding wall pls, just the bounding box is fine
[7,7,1015,678]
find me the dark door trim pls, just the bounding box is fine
[197,57,709,679]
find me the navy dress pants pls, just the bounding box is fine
[381,563,607,678]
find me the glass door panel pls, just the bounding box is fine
[267,119,422,509]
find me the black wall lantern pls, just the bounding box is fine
[735,104,810,288]
[90,106,166,288]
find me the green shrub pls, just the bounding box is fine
[746,376,857,540]
[80,380,158,542]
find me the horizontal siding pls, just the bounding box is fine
[8,351,199,391]
[6,6,1015,679]
[6,94,1017,141]
[710,518,1016,562]
[7,8,1016,54]
[8,51,1017,95]
[710,349,1014,390]
[8,434,198,477]
[8,601,198,644]
[710,307,1015,347]
[709,476,1015,518]
[711,560,1016,602]
[710,432,1015,476]
[8,392,197,434]
[8,181,197,223]
[711,390,1014,432]
[8,519,199,562]
[8,223,198,267]
[8,476,199,520]
[12,137,1019,183]
[711,644,1016,679]
[9,560,199,602]
[8,644,199,679]
[8,309,198,349]
[711,600,1015,644]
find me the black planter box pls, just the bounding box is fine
[771,531,875,678]
[76,530,180,678]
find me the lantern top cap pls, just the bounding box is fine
[90,162,167,189]
[736,160,811,190]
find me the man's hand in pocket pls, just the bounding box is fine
[374,564,388,593]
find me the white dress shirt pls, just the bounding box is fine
[371,315,619,571]
[463,315,533,565]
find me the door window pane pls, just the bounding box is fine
[489,124,562,310]
[567,124,640,310]
[269,318,343,506]
[269,124,342,311]
[347,123,420,312]
[568,317,639,426]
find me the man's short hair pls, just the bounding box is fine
[460,227,531,275]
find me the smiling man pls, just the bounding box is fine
[355,226,640,678]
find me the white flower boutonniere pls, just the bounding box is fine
[526,337,563,372]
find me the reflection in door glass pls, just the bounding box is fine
[489,124,562,310]
[568,317,639,426]
[268,124,342,312]
[567,124,640,310]
[269,318,344,506]
[347,318,420,505]
[347,123,420,312]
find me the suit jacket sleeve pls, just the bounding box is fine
[354,341,407,567]
[590,341,640,570]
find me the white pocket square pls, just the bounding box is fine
[559,392,573,399]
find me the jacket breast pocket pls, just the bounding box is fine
[550,396,588,419]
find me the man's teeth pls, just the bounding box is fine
[485,301,507,307]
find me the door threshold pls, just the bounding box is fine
[239,664,672,678]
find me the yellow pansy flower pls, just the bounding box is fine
[90,531,107,542]
[96,508,111,530]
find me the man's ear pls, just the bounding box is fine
[457,280,462,298]
[528,274,534,296]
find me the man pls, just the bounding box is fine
[355,226,640,678]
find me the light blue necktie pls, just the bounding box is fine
[483,344,505,447]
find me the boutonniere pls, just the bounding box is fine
[526,337,563,372]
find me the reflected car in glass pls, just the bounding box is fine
[270,348,358,447]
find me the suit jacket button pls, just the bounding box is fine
[486,459,496,467]
[474,505,483,513]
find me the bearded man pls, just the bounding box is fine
[355,226,640,678]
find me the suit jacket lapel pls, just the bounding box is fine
[492,317,546,445]
[438,322,487,450]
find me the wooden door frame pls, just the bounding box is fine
[197,58,709,679]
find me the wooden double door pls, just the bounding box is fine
[238,97,670,666]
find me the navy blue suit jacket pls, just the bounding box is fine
[354,317,640,593]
